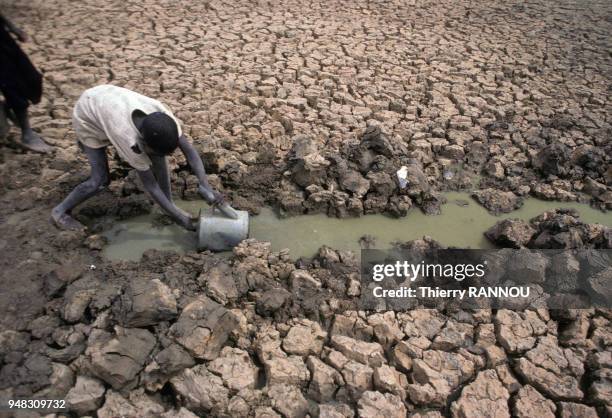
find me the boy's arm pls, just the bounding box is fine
[137,169,196,231]
[178,135,225,205]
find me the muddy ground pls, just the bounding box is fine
[0,0,611,417]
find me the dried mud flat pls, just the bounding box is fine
[0,0,611,417]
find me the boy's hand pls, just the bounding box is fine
[210,190,225,206]
[177,209,197,231]
[198,185,225,206]
[178,216,197,231]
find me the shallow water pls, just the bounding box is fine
[101,192,612,261]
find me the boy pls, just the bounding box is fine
[51,84,223,231]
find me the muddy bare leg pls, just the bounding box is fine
[151,154,172,201]
[51,144,110,230]
[13,106,53,153]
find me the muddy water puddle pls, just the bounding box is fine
[101,192,612,261]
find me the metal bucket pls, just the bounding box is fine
[197,205,249,251]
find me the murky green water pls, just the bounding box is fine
[101,192,612,261]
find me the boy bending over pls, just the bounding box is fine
[52,84,223,231]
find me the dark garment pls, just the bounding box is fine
[0,23,42,111]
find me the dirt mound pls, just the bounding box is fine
[1,227,610,417]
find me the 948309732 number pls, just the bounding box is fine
[5,399,67,410]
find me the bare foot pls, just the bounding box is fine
[51,210,85,231]
[22,130,53,154]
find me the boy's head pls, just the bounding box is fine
[139,112,179,156]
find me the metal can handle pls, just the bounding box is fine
[201,188,238,220]
[213,203,239,220]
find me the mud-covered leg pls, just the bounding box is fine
[13,105,53,153]
[151,154,172,201]
[51,144,110,230]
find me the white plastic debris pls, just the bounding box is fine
[397,166,409,189]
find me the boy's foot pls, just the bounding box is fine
[51,210,85,231]
[22,131,53,153]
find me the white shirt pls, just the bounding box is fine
[72,84,182,171]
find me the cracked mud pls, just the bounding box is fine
[0,0,611,417]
